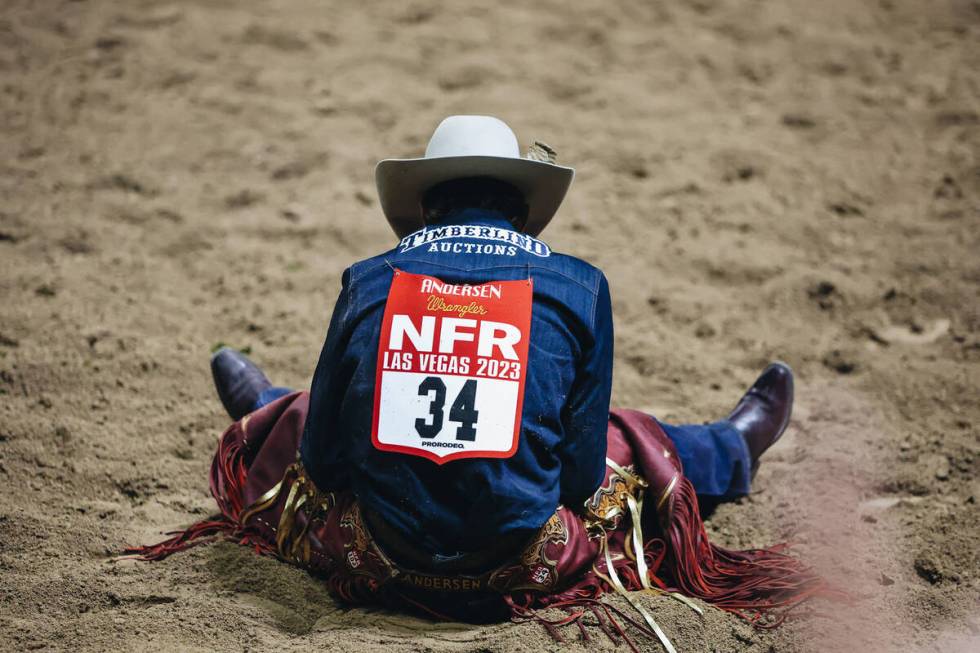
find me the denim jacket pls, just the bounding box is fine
[300,209,613,554]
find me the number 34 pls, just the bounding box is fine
[415,377,478,441]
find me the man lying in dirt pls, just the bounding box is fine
[133,116,824,648]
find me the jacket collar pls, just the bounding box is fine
[429,208,515,231]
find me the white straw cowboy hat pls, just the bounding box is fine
[375,115,575,238]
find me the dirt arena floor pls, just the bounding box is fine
[1,1,977,651]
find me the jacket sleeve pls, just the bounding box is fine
[299,267,355,491]
[556,272,614,508]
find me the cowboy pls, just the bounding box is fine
[213,115,791,550]
[137,116,816,644]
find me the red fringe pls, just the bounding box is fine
[506,478,829,646]
[507,593,670,653]
[125,435,252,561]
[128,432,828,647]
[658,477,826,625]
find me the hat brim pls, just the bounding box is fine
[375,155,574,239]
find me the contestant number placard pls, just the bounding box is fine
[371,270,532,464]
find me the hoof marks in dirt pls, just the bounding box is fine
[931,174,969,220]
[242,24,310,52]
[107,591,177,607]
[694,322,716,339]
[713,149,766,184]
[933,174,963,200]
[868,319,950,346]
[94,36,126,52]
[781,113,817,129]
[113,8,183,31]
[934,110,978,128]
[394,7,435,25]
[270,153,328,181]
[88,173,159,198]
[913,556,947,585]
[105,203,185,226]
[60,232,97,255]
[808,280,839,310]
[609,153,652,180]
[0,211,28,245]
[722,164,758,183]
[280,204,308,222]
[822,349,859,374]
[115,477,169,504]
[224,189,265,209]
[34,284,57,298]
[876,477,931,497]
[919,453,951,481]
[354,189,373,206]
[827,201,864,217]
[437,65,495,92]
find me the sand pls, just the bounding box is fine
[1,0,977,651]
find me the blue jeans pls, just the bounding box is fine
[656,420,751,500]
[253,390,752,501]
[256,386,292,409]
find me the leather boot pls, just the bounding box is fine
[727,362,794,473]
[210,347,272,421]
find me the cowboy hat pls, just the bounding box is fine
[375,115,575,238]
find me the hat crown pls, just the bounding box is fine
[424,115,521,160]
